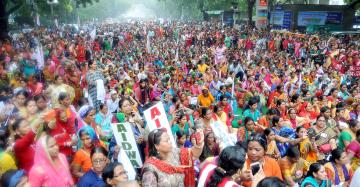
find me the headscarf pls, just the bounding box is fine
[77,125,99,148]
[29,136,74,187]
[78,105,94,120]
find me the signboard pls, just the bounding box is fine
[256,0,268,29]
[111,123,143,168]
[355,16,360,24]
[298,12,327,26]
[270,11,284,25]
[259,0,268,6]
[143,102,176,147]
[282,11,292,30]
[210,120,236,149]
[223,11,234,27]
[326,12,343,24]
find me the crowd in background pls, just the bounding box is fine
[0,20,360,187]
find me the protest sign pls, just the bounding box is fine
[143,102,176,147]
[210,120,236,150]
[111,122,143,169]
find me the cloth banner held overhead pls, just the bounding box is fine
[143,102,176,147]
[111,122,142,179]
[35,44,44,70]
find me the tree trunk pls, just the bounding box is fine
[0,0,9,40]
[247,0,255,27]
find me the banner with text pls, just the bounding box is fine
[112,122,143,169]
[143,102,176,147]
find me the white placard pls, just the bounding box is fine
[111,123,143,169]
[143,102,176,147]
[210,120,236,150]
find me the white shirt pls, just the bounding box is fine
[106,98,119,113]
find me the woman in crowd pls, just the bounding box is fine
[308,115,337,161]
[49,108,76,159]
[296,126,318,164]
[286,108,311,129]
[12,90,29,117]
[301,163,332,187]
[237,117,263,143]
[241,133,283,187]
[71,125,100,179]
[112,98,145,161]
[278,146,309,186]
[207,145,246,187]
[263,128,280,159]
[170,113,192,138]
[324,148,353,186]
[34,94,48,113]
[86,60,106,110]
[20,99,38,123]
[78,146,109,187]
[142,128,204,186]
[12,118,36,173]
[45,75,75,108]
[29,135,74,187]
[95,103,113,145]
[347,129,360,170]
[102,162,129,187]
[199,132,220,162]
[338,119,359,150]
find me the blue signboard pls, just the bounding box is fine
[282,11,292,30]
[355,16,360,24]
[326,12,342,24]
[223,11,234,26]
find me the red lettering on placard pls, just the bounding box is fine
[150,107,161,119]
[154,118,161,128]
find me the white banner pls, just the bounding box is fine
[111,123,143,169]
[143,102,176,147]
[210,120,236,150]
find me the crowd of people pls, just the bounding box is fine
[0,19,360,187]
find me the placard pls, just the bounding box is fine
[210,120,236,150]
[298,12,327,26]
[111,123,143,169]
[143,102,176,147]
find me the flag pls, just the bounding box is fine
[35,44,45,70]
[54,19,58,28]
[146,34,151,54]
[77,15,81,27]
[90,28,96,41]
[36,13,40,26]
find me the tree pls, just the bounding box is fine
[0,0,100,40]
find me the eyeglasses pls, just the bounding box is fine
[92,158,107,165]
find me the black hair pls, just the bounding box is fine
[348,119,358,129]
[271,116,280,127]
[247,133,267,150]
[90,146,109,158]
[58,92,69,102]
[264,128,273,136]
[34,94,47,102]
[286,146,300,159]
[244,116,254,126]
[316,115,326,121]
[336,102,345,109]
[305,163,323,178]
[208,145,246,187]
[248,97,258,106]
[99,103,106,110]
[219,95,226,101]
[15,90,29,98]
[276,99,284,107]
[330,148,344,163]
[267,108,279,116]
[201,107,210,118]
[148,129,166,159]
[296,126,305,134]
[328,88,337,96]
[118,97,130,110]
[12,118,26,132]
[290,94,299,103]
[102,162,123,186]
[357,129,360,138]
[256,177,286,187]
[320,106,330,114]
